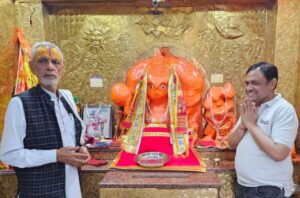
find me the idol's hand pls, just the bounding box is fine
[240,98,258,130]
[57,146,90,168]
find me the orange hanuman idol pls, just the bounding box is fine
[197,83,236,149]
[111,48,206,172]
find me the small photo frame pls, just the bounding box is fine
[82,104,113,139]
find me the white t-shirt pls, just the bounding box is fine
[235,94,298,197]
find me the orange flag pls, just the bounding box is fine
[14,28,38,95]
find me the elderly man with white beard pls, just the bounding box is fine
[0,42,90,198]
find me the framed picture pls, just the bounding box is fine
[82,104,113,139]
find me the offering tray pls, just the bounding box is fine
[134,152,170,168]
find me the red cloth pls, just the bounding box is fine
[111,126,206,172]
[88,159,107,167]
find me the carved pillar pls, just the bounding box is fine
[274,0,299,105]
[0,0,17,138]
[298,11,300,148]
[0,0,45,139]
[295,2,300,149]
[274,0,300,149]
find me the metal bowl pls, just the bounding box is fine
[134,152,170,168]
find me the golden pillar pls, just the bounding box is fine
[274,0,300,105]
[274,0,300,148]
[0,0,17,137]
[0,0,45,137]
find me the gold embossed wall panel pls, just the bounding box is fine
[43,5,276,107]
[195,9,276,103]
[0,1,17,138]
[15,0,45,45]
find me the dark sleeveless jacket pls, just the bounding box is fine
[15,85,82,198]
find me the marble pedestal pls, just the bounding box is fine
[99,171,220,198]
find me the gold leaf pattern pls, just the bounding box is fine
[135,14,191,38]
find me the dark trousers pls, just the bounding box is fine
[236,183,286,198]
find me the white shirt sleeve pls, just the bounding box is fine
[271,106,299,149]
[0,97,57,168]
